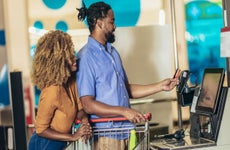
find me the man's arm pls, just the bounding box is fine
[80,95,145,123]
[126,78,179,99]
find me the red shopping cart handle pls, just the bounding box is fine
[75,113,152,124]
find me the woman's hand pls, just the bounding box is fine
[81,122,92,143]
[72,123,92,142]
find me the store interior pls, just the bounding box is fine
[1,0,230,149]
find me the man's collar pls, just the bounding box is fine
[88,36,112,52]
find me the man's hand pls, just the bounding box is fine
[123,108,146,123]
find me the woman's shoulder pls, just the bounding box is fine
[40,85,62,99]
[42,85,61,91]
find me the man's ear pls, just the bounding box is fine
[97,19,103,29]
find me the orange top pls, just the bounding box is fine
[35,77,82,134]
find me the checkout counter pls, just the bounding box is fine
[150,68,230,150]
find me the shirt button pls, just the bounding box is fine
[120,84,122,87]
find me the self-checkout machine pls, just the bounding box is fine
[150,67,230,150]
[150,0,230,149]
[202,1,230,149]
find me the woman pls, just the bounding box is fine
[28,30,92,150]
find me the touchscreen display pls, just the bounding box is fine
[196,68,224,115]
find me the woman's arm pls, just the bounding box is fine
[37,124,91,142]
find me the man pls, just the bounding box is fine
[76,1,179,149]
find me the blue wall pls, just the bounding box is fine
[185,0,225,84]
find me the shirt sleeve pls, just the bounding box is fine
[35,86,59,134]
[76,55,96,98]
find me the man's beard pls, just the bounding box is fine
[105,32,115,43]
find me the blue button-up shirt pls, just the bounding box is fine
[76,37,132,139]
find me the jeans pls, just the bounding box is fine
[28,132,67,150]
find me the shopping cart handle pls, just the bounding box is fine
[75,113,152,124]
[144,112,152,121]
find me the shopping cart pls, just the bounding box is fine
[66,113,151,150]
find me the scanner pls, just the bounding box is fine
[154,129,185,140]
[177,70,190,94]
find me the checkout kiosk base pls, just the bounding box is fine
[150,136,216,150]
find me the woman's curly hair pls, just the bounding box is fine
[31,30,75,90]
[77,1,111,33]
